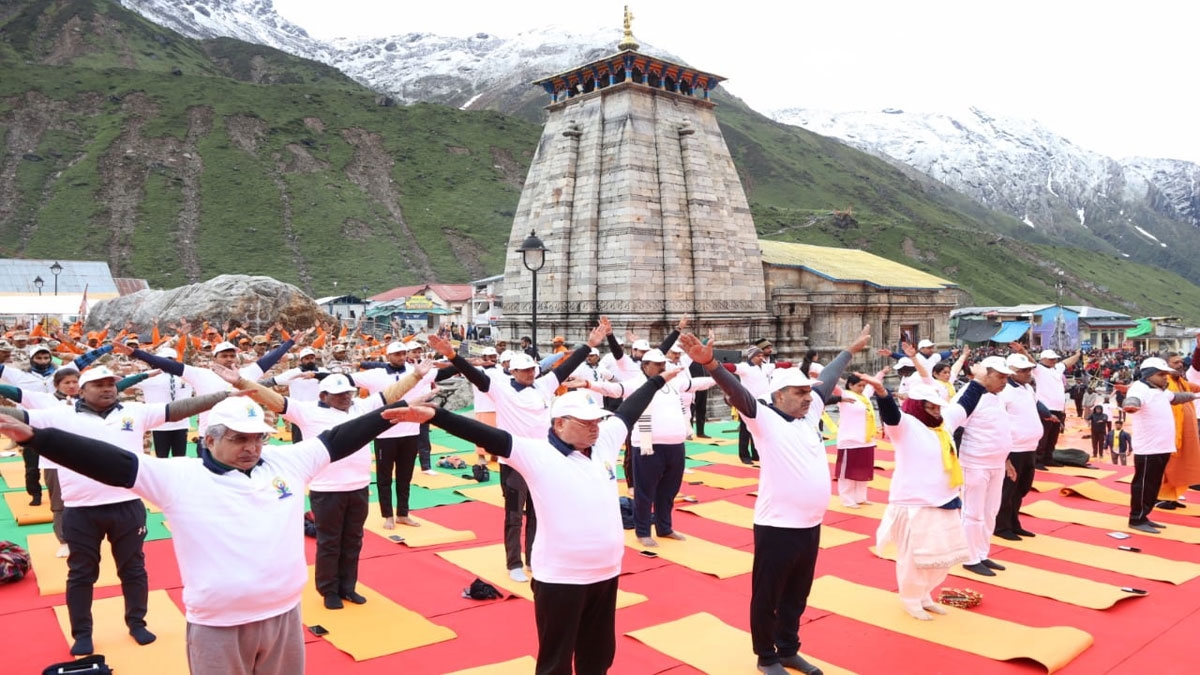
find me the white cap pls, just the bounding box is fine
[631,339,651,351]
[498,351,513,364]
[155,347,177,359]
[319,374,358,394]
[589,347,600,356]
[1039,349,1060,360]
[641,348,667,363]
[298,347,316,359]
[212,341,237,354]
[206,398,275,434]
[979,356,1014,375]
[1006,353,1036,370]
[550,390,612,420]
[669,344,683,353]
[917,339,935,349]
[29,344,51,356]
[1139,357,1178,375]
[895,357,915,369]
[907,383,949,405]
[508,353,538,370]
[332,342,348,352]
[768,368,821,393]
[78,366,119,387]
[406,341,425,352]
[386,341,406,355]
[480,347,498,356]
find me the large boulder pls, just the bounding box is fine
[87,275,325,336]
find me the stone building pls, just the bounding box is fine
[500,21,958,364]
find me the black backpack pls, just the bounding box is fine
[43,655,113,674]
[471,463,491,483]
[462,578,503,600]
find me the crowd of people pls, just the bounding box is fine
[0,315,1199,675]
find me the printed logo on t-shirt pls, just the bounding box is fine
[603,461,615,481]
[120,416,135,431]
[272,477,293,499]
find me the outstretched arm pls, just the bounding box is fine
[2,416,137,488]
[679,333,759,419]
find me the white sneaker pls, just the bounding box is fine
[508,567,529,583]
[56,544,70,558]
[422,469,439,476]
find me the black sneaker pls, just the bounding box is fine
[1013,527,1037,537]
[70,635,94,656]
[963,562,997,577]
[340,591,368,605]
[1157,501,1180,510]
[29,496,42,506]
[994,530,1022,541]
[981,559,1006,571]
[323,593,344,610]
[1145,519,1167,529]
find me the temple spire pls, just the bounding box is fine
[617,5,640,51]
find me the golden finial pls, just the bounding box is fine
[618,5,640,51]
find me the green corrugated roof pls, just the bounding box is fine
[759,240,955,290]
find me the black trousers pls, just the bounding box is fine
[417,423,432,471]
[738,420,758,462]
[1089,426,1107,458]
[22,445,42,500]
[152,429,190,458]
[310,487,370,597]
[632,443,685,538]
[63,499,148,638]
[995,451,1036,534]
[1130,453,1171,525]
[751,524,820,667]
[501,463,536,570]
[692,390,708,436]
[1035,412,1063,466]
[374,435,419,518]
[532,576,618,675]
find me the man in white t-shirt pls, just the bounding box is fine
[0,396,412,674]
[684,328,871,675]
[1031,348,1081,469]
[995,353,1055,541]
[137,347,195,458]
[1123,358,1199,533]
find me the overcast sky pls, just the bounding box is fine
[273,0,1199,163]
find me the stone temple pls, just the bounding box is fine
[501,19,960,361]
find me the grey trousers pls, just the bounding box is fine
[186,604,305,675]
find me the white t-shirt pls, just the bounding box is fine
[132,441,329,626]
[1033,362,1067,410]
[745,398,831,528]
[506,420,627,584]
[836,392,875,449]
[1125,381,1177,455]
[590,374,712,447]
[885,402,967,507]
[734,362,773,400]
[28,403,168,507]
[355,367,437,438]
[180,363,261,435]
[1,366,54,393]
[471,366,500,414]
[955,391,1011,469]
[275,369,321,403]
[485,369,560,439]
[282,396,383,491]
[998,382,1042,452]
[136,372,194,431]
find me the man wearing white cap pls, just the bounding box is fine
[218,364,430,609]
[580,347,716,547]
[1123,357,1200,533]
[469,346,502,459]
[954,356,1017,576]
[1,343,59,506]
[353,340,440,529]
[994,352,1053,541]
[877,339,953,373]
[1030,346,1081,469]
[430,322,611,582]
[381,372,673,674]
[0,394,414,674]
[136,347,196,458]
[0,366,232,656]
[682,327,871,675]
[266,347,322,442]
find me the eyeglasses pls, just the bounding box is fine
[562,416,603,431]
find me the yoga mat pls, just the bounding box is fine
[1021,500,1200,544]
[1031,481,1066,493]
[28,532,120,595]
[807,576,1092,673]
[300,566,456,661]
[689,451,756,468]
[684,469,758,489]
[363,513,476,548]
[436,543,647,608]
[1040,466,1115,479]
[678,500,867,549]
[872,546,1145,610]
[3,490,51,525]
[692,437,738,446]
[53,590,188,675]
[826,499,888,520]
[1116,474,1132,484]
[411,470,477,490]
[868,475,892,491]
[1059,482,1200,517]
[456,484,506,509]
[627,612,853,675]
[143,499,162,514]
[623,529,752,579]
[0,460,41,490]
[826,453,894,472]
[992,532,1200,585]
[446,656,538,674]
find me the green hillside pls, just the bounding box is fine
[1,0,1198,323]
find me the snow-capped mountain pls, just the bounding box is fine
[770,106,1200,238]
[119,0,327,59]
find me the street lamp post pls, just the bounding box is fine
[50,261,62,296]
[33,276,44,296]
[518,230,547,354]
